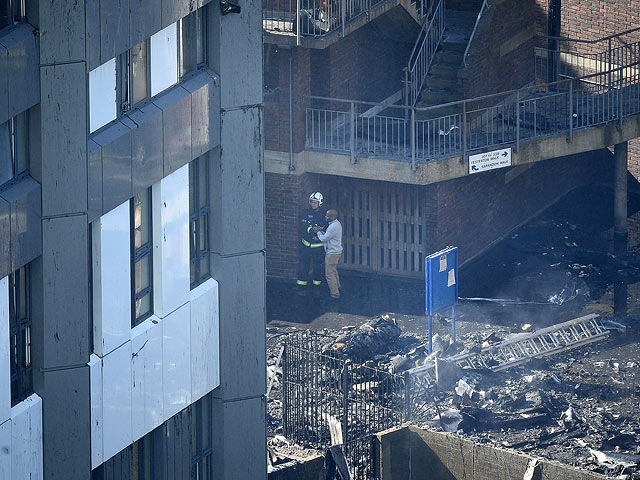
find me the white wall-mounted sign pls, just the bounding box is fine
[469,147,512,174]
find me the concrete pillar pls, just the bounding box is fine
[613,142,628,316]
[28,2,92,478]
[209,0,266,475]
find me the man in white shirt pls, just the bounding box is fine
[314,209,343,299]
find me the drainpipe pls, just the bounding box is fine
[613,141,628,253]
[289,51,295,172]
[613,142,627,316]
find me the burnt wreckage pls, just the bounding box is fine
[267,314,640,479]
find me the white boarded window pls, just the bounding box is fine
[150,23,178,97]
[89,58,117,133]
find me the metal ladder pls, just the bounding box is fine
[408,314,609,388]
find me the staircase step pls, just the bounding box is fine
[433,49,464,65]
[429,63,459,77]
[425,74,459,90]
[420,89,460,104]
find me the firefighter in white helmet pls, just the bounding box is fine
[297,192,327,287]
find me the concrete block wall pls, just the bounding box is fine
[461,0,537,98]
[374,425,609,480]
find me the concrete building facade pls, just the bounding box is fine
[1,0,265,479]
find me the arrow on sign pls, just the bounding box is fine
[502,151,508,157]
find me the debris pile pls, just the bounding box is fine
[267,317,640,478]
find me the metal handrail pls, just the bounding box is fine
[405,0,445,106]
[304,59,640,170]
[544,25,640,45]
[462,0,489,67]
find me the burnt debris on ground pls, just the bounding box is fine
[266,183,640,477]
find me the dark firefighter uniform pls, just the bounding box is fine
[297,206,327,286]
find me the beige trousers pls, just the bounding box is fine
[325,252,342,297]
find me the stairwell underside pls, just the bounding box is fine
[265,113,640,185]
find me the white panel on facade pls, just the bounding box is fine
[0,420,10,479]
[89,354,104,469]
[92,202,131,357]
[0,277,10,424]
[10,395,42,480]
[102,342,132,462]
[26,396,43,480]
[89,58,117,133]
[10,400,28,480]
[190,279,220,402]
[150,23,178,97]
[152,165,190,318]
[131,319,164,441]
[162,303,191,419]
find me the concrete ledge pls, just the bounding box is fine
[267,113,640,185]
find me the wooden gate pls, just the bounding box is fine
[324,180,432,278]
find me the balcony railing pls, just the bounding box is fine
[305,60,640,170]
[263,0,427,43]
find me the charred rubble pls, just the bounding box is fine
[267,315,640,478]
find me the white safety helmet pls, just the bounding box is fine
[309,191,323,206]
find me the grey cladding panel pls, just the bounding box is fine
[39,0,85,63]
[130,0,162,47]
[212,397,266,479]
[210,252,265,399]
[94,121,133,214]
[0,44,8,124]
[37,368,91,479]
[161,0,193,29]
[153,87,192,176]
[100,0,130,63]
[0,197,10,278]
[88,139,103,223]
[85,0,101,71]
[183,72,219,157]
[40,64,88,216]
[41,216,90,367]
[219,2,263,108]
[128,103,164,195]
[3,25,39,117]
[0,178,42,271]
[213,106,264,254]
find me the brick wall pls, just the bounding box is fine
[264,11,417,154]
[534,0,640,181]
[461,0,537,98]
[435,149,612,263]
[265,172,319,279]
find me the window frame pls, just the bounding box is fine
[178,8,208,80]
[191,393,213,480]
[189,155,211,289]
[8,264,32,407]
[0,0,25,30]
[130,188,154,327]
[0,110,29,192]
[117,39,151,114]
